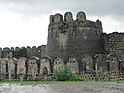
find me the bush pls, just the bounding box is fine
[69,74,85,81]
[54,65,72,81]
[54,65,84,81]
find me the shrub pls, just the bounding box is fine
[54,65,84,81]
[54,65,72,81]
[69,74,85,81]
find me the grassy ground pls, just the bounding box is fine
[0,80,87,85]
[0,80,124,85]
[0,80,124,93]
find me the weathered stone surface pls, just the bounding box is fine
[94,54,107,73]
[11,47,14,51]
[27,56,39,80]
[0,58,8,79]
[26,45,46,59]
[2,47,12,58]
[107,54,119,72]
[64,12,73,22]
[82,55,93,72]
[14,47,20,58]
[0,48,2,57]
[47,11,103,73]
[67,58,79,74]
[0,11,124,80]
[103,32,124,73]
[39,45,47,58]
[17,57,27,80]
[50,15,54,24]
[54,58,64,71]
[7,58,17,80]
[53,14,63,23]
[76,11,86,21]
[39,57,51,75]
[96,20,102,28]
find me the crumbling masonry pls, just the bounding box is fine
[0,11,124,80]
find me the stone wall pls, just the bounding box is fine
[8,58,17,80]
[47,11,104,73]
[0,45,47,59]
[0,11,124,80]
[39,57,51,79]
[0,56,80,80]
[0,57,51,80]
[103,32,124,73]
[53,57,64,71]
[27,57,39,80]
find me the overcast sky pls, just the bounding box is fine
[0,0,124,48]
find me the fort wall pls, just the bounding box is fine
[0,11,124,80]
[47,11,104,72]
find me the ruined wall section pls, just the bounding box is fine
[102,32,124,72]
[0,45,47,59]
[102,32,124,55]
[26,45,47,58]
[47,13,67,60]
[67,12,103,58]
[47,11,104,64]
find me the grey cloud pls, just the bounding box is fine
[0,0,124,21]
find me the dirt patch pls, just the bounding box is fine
[0,82,124,93]
[49,82,124,93]
[0,84,50,93]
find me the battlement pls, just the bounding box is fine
[102,32,124,55]
[47,11,104,66]
[0,10,124,80]
[0,45,47,58]
[49,11,86,23]
[102,32,124,42]
[49,11,102,29]
[103,32,124,36]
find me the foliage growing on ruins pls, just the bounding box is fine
[54,65,84,81]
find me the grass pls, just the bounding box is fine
[0,80,88,85]
[0,80,124,85]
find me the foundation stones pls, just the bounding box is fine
[54,58,64,71]
[8,58,17,80]
[0,58,8,79]
[27,56,39,80]
[67,58,79,74]
[17,57,27,80]
[39,57,51,76]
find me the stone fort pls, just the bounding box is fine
[0,11,124,80]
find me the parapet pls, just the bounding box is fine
[76,11,86,21]
[3,47,10,52]
[50,13,63,24]
[103,32,124,37]
[11,47,14,51]
[26,46,31,49]
[102,32,124,42]
[49,11,87,24]
[0,48,2,51]
[64,12,73,22]
[49,11,102,29]
[32,46,37,49]
[96,20,102,28]
[15,47,20,52]
[0,45,47,59]
[49,11,74,24]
